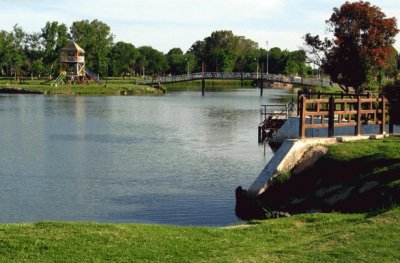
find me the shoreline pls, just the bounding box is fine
[0,84,164,96]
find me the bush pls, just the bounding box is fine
[383,83,400,125]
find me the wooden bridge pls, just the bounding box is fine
[136,72,331,88]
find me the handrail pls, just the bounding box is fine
[298,95,388,138]
[136,72,331,87]
[260,98,295,121]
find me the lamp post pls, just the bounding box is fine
[266,41,269,76]
[254,58,259,79]
[185,58,189,75]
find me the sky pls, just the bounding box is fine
[0,0,399,53]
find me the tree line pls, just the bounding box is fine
[0,20,309,79]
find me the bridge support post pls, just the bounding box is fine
[201,62,205,96]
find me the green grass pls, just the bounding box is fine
[0,208,399,262]
[327,136,400,162]
[0,77,163,96]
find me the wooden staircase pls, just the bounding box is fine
[258,99,295,143]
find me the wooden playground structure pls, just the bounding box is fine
[52,41,101,86]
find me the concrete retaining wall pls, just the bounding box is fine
[247,134,389,197]
[248,138,337,197]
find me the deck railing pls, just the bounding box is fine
[60,56,85,63]
[298,94,388,138]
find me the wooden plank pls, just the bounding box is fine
[304,124,329,129]
[355,97,361,136]
[328,96,335,137]
[381,96,386,134]
[299,96,306,139]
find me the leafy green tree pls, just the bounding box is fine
[41,21,69,78]
[0,30,15,76]
[305,1,399,93]
[204,30,239,72]
[138,46,169,75]
[23,32,45,78]
[234,37,259,72]
[9,25,27,80]
[70,19,114,76]
[166,48,185,74]
[188,40,206,70]
[284,50,307,77]
[109,41,139,77]
[30,59,45,78]
[166,48,196,75]
[259,47,285,74]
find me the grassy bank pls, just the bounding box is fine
[0,77,163,95]
[255,136,400,219]
[0,207,399,262]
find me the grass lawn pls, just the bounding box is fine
[0,208,399,262]
[0,77,163,96]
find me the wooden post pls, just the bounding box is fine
[297,90,301,116]
[201,62,205,96]
[260,80,264,97]
[260,63,265,97]
[355,97,361,136]
[299,96,306,139]
[380,96,386,134]
[328,96,335,137]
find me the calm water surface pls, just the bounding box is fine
[0,88,288,226]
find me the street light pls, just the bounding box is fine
[254,58,259,79]
[185,58,189,75]
[266,41,269,76]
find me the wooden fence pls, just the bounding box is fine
[299,94,388,139]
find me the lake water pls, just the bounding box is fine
[0,88,289,226]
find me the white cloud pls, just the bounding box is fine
[0,0,398,52]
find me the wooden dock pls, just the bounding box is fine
[258,99,295,143]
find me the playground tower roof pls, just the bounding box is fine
[60,41,85,53]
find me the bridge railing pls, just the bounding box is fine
[135,72,332,87]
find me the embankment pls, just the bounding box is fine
[0,87,43,94]
[236,136,400,220]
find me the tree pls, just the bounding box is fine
[109,42,139,77]
[234,37,259,72]
[138,46,169,75]
[70,19,114,76]
[188,40,206,70]
[189,30,259,73]
[284,50,308,77]
[24,32,44,79]
[305,1,399,93]
[166,48,185,74]
[9,25,27,80]
[0,30,15,76]
[41,21,69,78]
[204,30,239,72]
